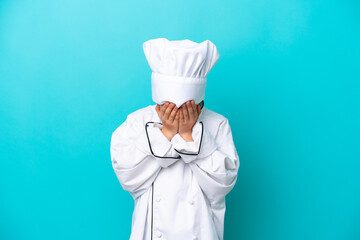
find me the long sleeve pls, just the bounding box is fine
[110,115,180,200]
[171,119,240,206]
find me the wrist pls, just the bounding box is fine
[161,128,176,141]
[179,131,193,142]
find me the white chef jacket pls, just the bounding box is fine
[110,104,240,240]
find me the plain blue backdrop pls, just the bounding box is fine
[1,0,359,239]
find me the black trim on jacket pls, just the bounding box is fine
[144,121,204,158]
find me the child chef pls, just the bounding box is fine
[110,37,240,240]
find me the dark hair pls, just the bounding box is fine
[199,100,204,109]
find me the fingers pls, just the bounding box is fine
[159,101,199,124]
[161,102,168,116]
[164,102,176,120]
[191,100,198,119]
[156,104,160,114]
[182,103,189,121]
[180,107,184,122]
[174,111,180,133]
[168,105,178,122]
[185,101,195,120]
[174,111,180,125]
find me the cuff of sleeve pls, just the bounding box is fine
[146,122,180,168]
[147,123,172,156]
[171,121,202,163]
[172,121,219,163]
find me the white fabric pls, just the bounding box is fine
[110,104,240,240]
[143,38,220,108]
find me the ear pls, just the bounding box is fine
[197,105,201,115]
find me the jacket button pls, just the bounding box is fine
[188,200,194,205]
[156,197,161,202]
[155,231,162,237]
[193,237,198,240]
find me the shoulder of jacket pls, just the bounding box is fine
[200,108,231,143]
[202,107,229,125]
[201,108,234,147]
[126,105,153,121]
[112,105,153,137]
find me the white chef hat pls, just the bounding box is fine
[143,37,220,108]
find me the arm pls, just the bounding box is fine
[171,118,240,206]
[110,115,180,200]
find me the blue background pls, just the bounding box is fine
[1,0,359,239]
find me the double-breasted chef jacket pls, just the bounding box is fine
[110,103,240,240]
